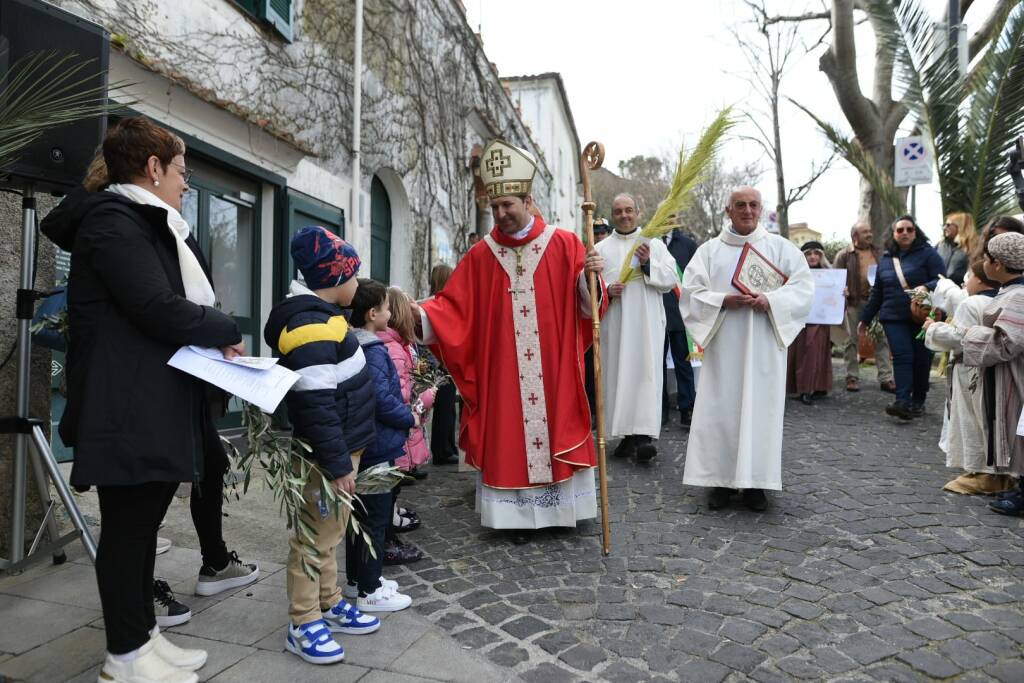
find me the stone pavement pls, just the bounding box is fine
[386,364,1024,682]
[0,545,514,682]
[3,362,1023,682]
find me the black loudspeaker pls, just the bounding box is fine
[0,0,109,193]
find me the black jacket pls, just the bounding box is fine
[264,290,377,478]
[860,241,946,324]
[40,189,242,488]
[662,230,697,332]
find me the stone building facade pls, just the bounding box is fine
[48,0,556,311]
[0,0,576,553]
[503,73,582,232]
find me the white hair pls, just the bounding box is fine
[727,186,762,205]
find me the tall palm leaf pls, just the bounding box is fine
[618,107,734,283]
[963,4,1024,222]
[0,50,129,172]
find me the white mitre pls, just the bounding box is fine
[478,139,537,200]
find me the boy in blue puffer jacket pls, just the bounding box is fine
[344,278,417,613]
[263,227,380,665]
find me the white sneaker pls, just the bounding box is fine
[96,640,197,683]
[149,626,207,671]
[356,584,412,612]
[155,537,172,555]
[343,576,398,599]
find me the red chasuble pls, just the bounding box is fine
[422,218,607,489]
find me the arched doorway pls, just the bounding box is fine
[370,175,392,283]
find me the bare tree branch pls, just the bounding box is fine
[787,154,837,206]
[764,11,830,25]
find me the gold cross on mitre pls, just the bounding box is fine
[478,139,537,200]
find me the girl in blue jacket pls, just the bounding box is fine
[347,279,418,613]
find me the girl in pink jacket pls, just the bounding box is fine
[378,288,435,472]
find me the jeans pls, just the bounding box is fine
[96,481,177,654]
[345,489,391,595]
[882,321,933,405]
[663,330,695,415]
[190,415,230,570]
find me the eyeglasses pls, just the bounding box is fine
[732,201,760,210]
[169,162,193,184]
[894,226,916,234]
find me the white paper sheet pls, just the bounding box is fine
[188,345,280,370]
[168,346,299,413]
[807,269,847,325]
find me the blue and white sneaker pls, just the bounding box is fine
[285,620,345,665]
[322,598,380,635]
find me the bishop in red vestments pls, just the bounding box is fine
[414,139,607,532]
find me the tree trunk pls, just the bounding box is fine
[772,89,790,237]
[819,0,909,244]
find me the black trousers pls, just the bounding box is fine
[190,417,230,570]
[96,481,177,654]
[663,330,696,415]
[430,381,458,461]
[345,490,390,594]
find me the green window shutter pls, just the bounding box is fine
[233,0,259,16]
[261,0,293,42]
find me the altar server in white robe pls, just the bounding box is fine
[681,187,813,511]
[597,193,678,462]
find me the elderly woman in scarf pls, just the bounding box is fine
[786,241,835,405]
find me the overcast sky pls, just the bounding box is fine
[466,0,1002,243]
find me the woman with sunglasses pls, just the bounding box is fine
[859,215,947,420]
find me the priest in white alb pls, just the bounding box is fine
[411,139,608,542]
[681,187,813,511]
[597,193,679,462]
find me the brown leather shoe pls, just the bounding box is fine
[880,380,897,394]
[845,377,859,392]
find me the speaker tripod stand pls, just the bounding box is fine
[1,184,97,572]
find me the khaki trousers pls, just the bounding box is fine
[844,302,893,383]
[287,452,360,626]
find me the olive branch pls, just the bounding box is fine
[221,401,406,581]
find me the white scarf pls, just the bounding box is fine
[106,183,216,306]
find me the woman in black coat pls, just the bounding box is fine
[44,117,242,682]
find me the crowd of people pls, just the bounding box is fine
[784,211,1024,514]
[40,116,1024,682]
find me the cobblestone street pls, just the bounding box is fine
[390,365,1024,682]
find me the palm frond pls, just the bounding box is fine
[0,50,131,171]
[790,99,905,218]
[619,107,735,283]
[964,3,1024,225]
